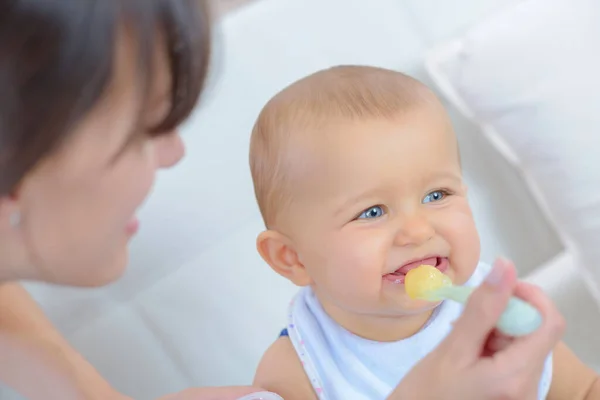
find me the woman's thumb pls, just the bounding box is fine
[444,258,517,363]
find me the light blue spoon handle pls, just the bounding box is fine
[432,285,543,337]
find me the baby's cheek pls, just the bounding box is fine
[327,241,383,295]
[445,210,481,283]
[447,205,479,246]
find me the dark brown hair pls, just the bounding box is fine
[0,0,212,194]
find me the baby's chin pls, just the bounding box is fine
[394,296,443,315]
[378,283,443,314]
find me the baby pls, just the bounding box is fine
[248,66,599,399]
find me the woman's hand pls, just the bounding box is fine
[388,258,565,400]
[158,387,282,400]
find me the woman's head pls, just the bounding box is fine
[0,0,211,286]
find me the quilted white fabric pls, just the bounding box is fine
[425,0,600,304]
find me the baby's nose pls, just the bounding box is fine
[393,214,434,246]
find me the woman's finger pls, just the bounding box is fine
[444,258,517,363]
[496,282,565,363]
[483,330,513,357]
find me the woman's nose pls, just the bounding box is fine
[154,131,185,169]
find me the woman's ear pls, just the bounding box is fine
[256,230,312,287]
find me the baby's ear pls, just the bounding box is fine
[256,230,312,287]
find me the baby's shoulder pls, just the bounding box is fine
[254,337,317,400]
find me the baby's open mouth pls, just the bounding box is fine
[383,256,448,284]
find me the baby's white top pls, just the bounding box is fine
[284,262,553,400]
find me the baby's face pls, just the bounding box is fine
[286,105,480,321]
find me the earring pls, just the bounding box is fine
[9,212,21,228]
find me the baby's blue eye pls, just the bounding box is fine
[422,190,447,204]
[358,206,385,219]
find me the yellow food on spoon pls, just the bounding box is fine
[404,264,543,337]
[405,264,452,300]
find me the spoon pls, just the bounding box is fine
[405,265,542,337]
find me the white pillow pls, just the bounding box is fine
[425,0,600,303]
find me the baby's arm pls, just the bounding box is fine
[254,337,318,400]
[548,341,600,399]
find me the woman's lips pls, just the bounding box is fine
[383,256,449,284]
[125,217,140,235]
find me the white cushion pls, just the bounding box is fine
[525,251,600,371]
[425,0,600,304]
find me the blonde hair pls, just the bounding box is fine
[249,65,436,228]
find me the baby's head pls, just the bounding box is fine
[250,66,480,330]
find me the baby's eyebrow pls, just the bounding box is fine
[333,171,462,216]
[333,191,381,217]
[334,196,362,217]
[430,171,463,184]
